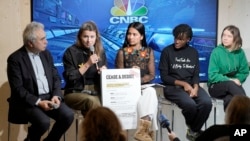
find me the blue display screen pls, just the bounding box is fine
[32,0,218,88]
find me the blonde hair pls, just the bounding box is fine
[221,25,242,51]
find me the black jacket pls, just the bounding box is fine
[7,46,62,123]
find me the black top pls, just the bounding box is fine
[159,44,200,85]
[122,47,151,77]
[115,46,155,84]
[63,44,107,94]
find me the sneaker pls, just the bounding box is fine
[186,128,202,141]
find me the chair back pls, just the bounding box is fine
[7,98,28,124]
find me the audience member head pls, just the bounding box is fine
[220,25,242,51]
[122,21,147,48]
[225,95,250,124]
[82,107,126,141]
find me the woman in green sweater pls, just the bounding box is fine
[208,25,249,110]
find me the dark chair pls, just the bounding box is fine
[7,98,29,141]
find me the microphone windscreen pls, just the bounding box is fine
[48,103,59,109]
[90,46,95,53]
[158,113,171,133]
[158,113,170,128]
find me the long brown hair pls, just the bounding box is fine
[82,107,127,141]
[225,95,250,124]
[76,21,104,58]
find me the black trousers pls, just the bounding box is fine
[25,94,74,141]
[163,85,212,132]
[208,81,246,110]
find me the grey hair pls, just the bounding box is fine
[23,21,44,45]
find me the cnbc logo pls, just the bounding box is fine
[110,0,149,24]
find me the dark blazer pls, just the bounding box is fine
[7,46,63,123]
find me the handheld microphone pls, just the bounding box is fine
[90,46,99,69]
[158,113,172,133]
[48,103,59,109]
[90,46,95,54]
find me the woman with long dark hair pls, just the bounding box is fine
[115,22,158,141]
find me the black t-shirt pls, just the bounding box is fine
[159,44,200,85]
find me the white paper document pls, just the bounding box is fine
[141,83,165,90]
[101,68,141,129]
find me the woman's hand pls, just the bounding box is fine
[183,82,193,94]
[230,78,241,86]
[98,65,107,74]
[89,54,99,65]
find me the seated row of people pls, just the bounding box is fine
[6,20,249,141]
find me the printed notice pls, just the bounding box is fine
[101,68,141,129]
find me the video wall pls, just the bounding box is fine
[32,0,218,88]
